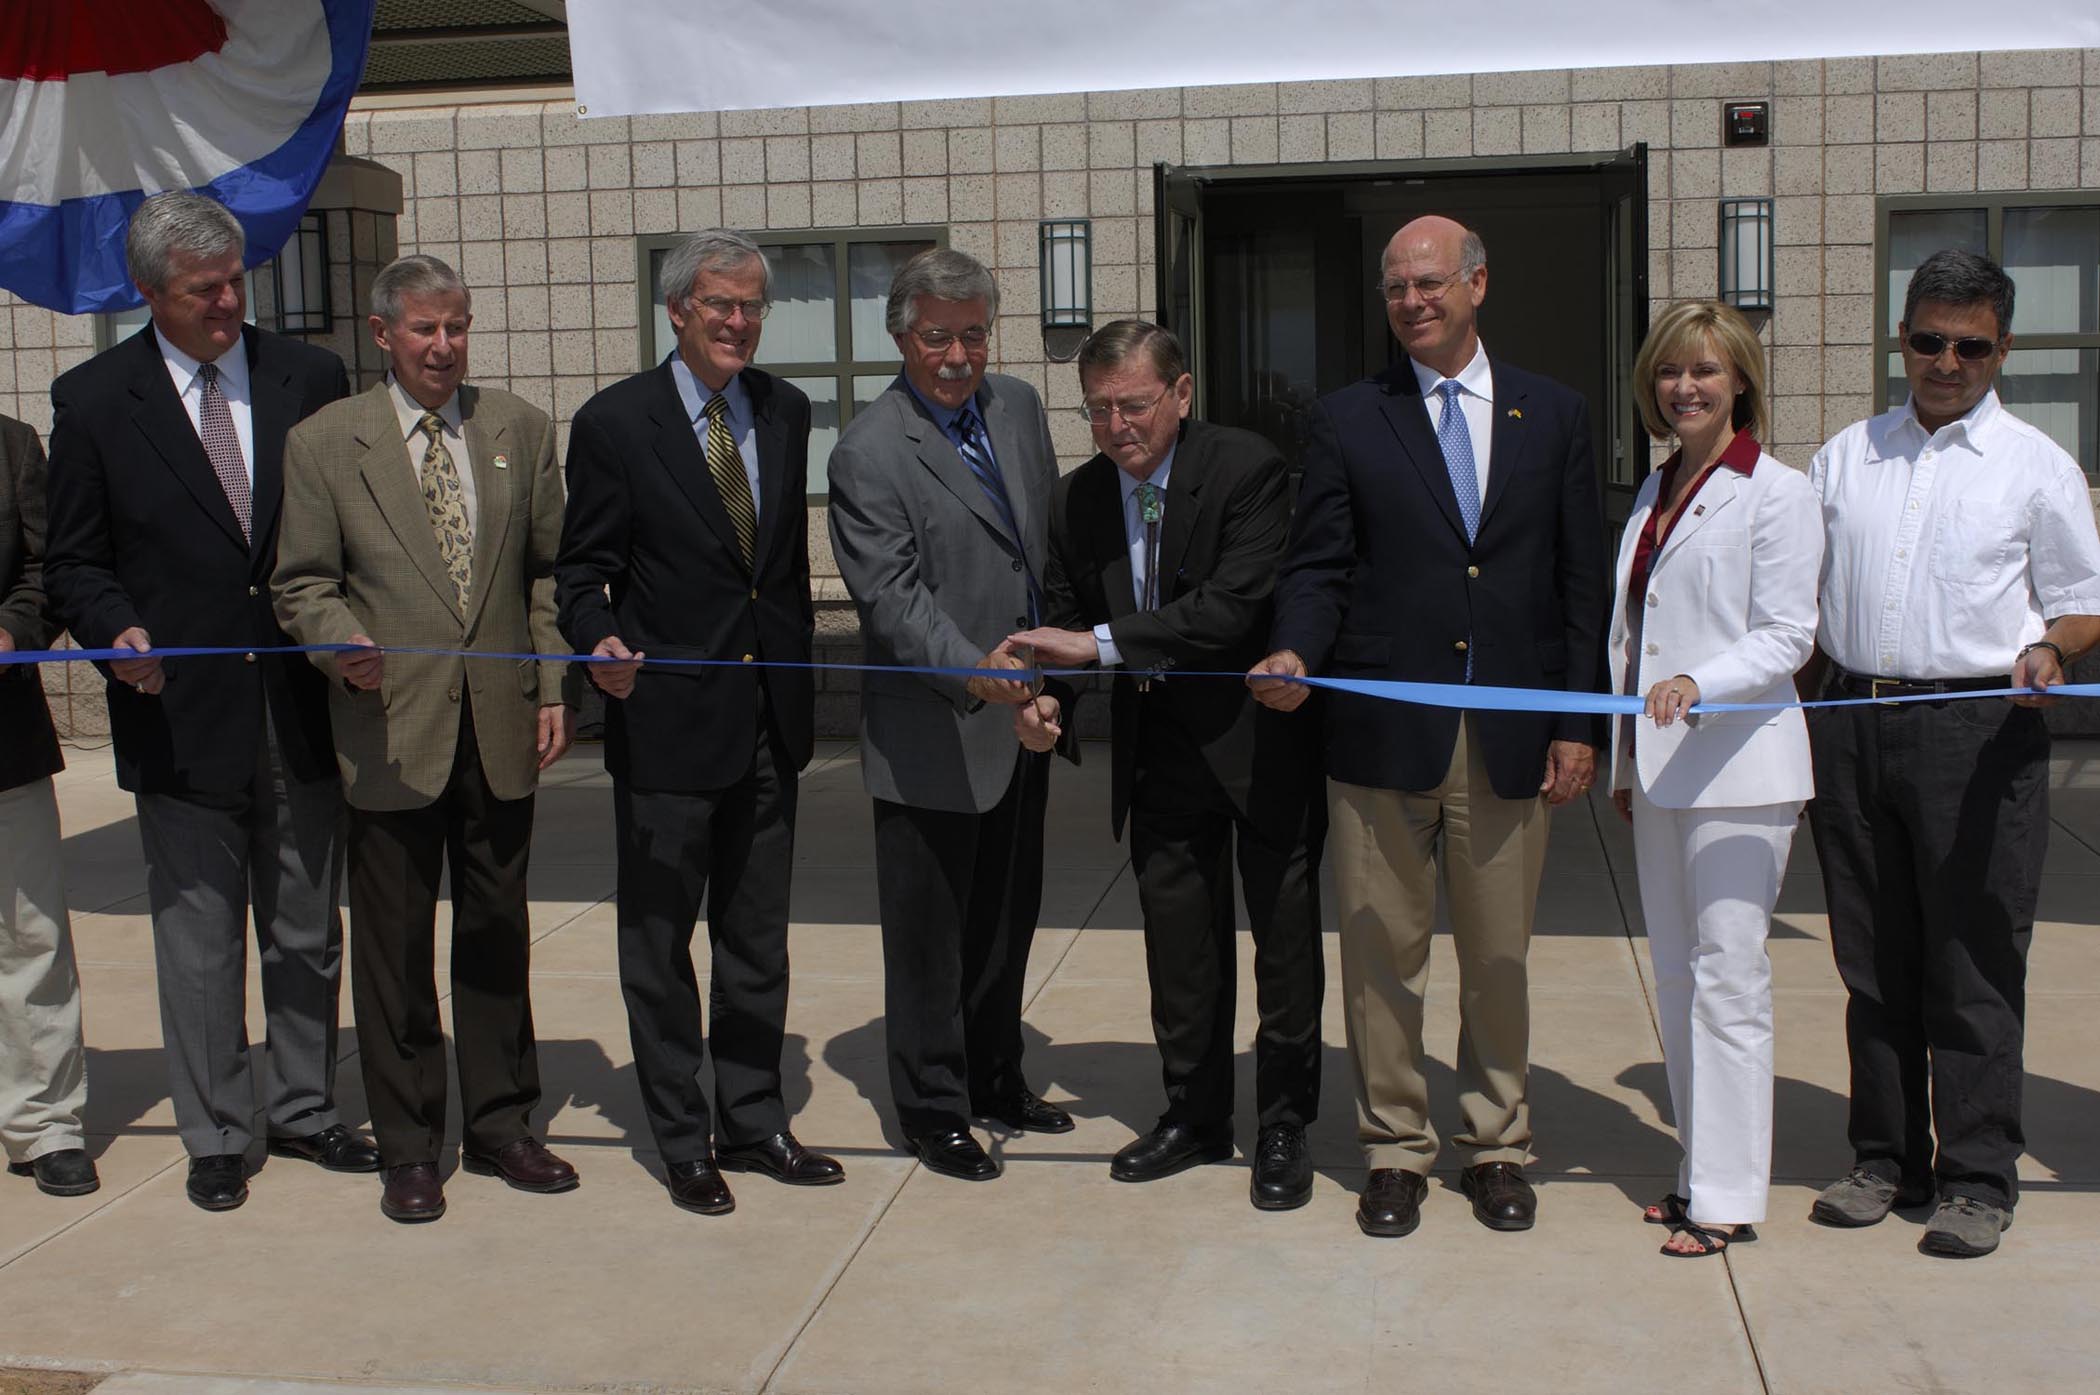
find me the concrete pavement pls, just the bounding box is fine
[3,736,2097,1395]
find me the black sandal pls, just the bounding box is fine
[1643,1193,1689,1227]
[1661,1220,1758,1257]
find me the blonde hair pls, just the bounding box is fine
[1632,300,1770,444]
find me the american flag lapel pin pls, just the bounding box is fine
[493,453,510,470]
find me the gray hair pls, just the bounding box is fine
[1904,248,2015,336]
[886,247,1000,334]
[1076,319,1187,387]
[1457,227,1487,276]
[125,192,245,292]
[371,254,472,325]
[658,228,771,307]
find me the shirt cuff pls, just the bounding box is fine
[1093,623,1122,668]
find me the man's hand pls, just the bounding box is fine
[1015,693,1063,752]
[0,628,14,655]
[339,633,384,691]
[1247,649,1310,712]
[2011,642,2065,709]
[110,626,164,694]
[537,703,576,770]
[1540,739,1596,806]
[1643,674,1700,728]
[1003,626,1099,669]
[967,644,1039,706]
[589,635,645,699]
[1611,788,1632,824]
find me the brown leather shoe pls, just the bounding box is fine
[462,1137,579,1194]
[665,1157,736,1215]
[380,1162,445,1223]
[1357,1168,1428,1238]
[1459,1161,1537,1231]
[717,1131,845,1186]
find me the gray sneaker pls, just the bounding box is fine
[1919,1196,2012,1258]
[1809,1166,1932,1227]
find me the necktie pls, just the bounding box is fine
[953,406,1039,624]
[1435,379,1481,543]
[1136,481,1162,611]
[195,362,252,542]
[702,393,757,570]
[417,411,473,613]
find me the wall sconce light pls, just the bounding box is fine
[268,210,332,334]
[1040,218,1092,361]
[1717,197,1774,314]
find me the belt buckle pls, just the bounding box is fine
[1869,677,1903,704]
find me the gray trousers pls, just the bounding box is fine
[135,717,346,1156]
[0,777,87,1163]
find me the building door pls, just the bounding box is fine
[1156,147,1650,518]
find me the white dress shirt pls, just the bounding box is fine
[1411,340,1495,495]
[1092,447,1175,667]
[389,377,476,547]
[157,329,254,485]
[1810,389,2100,679]
[671,353,763,530]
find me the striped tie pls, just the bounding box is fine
[196,362,252,542]
[703,392,757,570]
[953,406,1038,624]
[1434,380,1479,680]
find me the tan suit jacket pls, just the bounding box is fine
[273,381,568,812]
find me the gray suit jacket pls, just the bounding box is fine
[273,381,569,812]
[828,373,1056,814]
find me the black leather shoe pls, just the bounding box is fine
[186,1153,249,1212]
[8,1148,100,1197]
[380,1162,445,1223]
[665,1157,736,1215]
[1250,1124,1313,1211]
[461,1136,579,1193]
[1357,1168,1428,1238]
[1459,1162,1537,1231]
[972,1087,1074,1134]
[267,1124,381,1173]
[1109,1121,1232,1183]
[717,1131,845,1186]
[911,1130,1000,1181]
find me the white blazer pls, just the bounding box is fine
[1607,447,1823,809]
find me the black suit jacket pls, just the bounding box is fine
[1043,419,1320,840]
[1269,355,1609,800]
[44,324,349,795]
[1,414,63,792]
[556,359,816,791]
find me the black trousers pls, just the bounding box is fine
[873,749,1049,1137]
[1805,691,2048,1210]
[1130,703,1325,1133]
[347,702,541,1168]
[613,699,796,1163]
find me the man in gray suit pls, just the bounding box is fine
[828,248,1072,1179]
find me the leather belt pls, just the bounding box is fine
[1829,667,2004,701]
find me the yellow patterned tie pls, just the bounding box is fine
[417,411,473,613]
[702,393,757,570]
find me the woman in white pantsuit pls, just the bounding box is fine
[1608,301,1822,1257]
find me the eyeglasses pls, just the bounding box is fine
[1905,331,2000,361]
[1377,269,1471,303]
[1076,388,1170,427]
[911,326,991,351]
[691,296,770,321]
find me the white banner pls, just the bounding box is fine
[568,1,2100,118]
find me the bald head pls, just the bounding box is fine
[1379,215,1488,378]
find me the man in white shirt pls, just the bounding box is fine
[1804,248,2100,1258]
[45,192,376,1212]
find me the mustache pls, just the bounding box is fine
[936,365,974,382]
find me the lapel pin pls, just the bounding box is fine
[1507,408,1522,420]
[493,453,509,470]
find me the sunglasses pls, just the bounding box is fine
[1905,331,2000,361]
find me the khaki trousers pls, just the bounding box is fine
[0,777,87,1163]
[1330,716,1547,1172]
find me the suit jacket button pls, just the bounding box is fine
[742,653,754,663]
[1453,640,1468,653]
[1016,616,1028,628]
[248,585,260,597]
[749,588,759,600]
[448,688,461,701]
[244,651,256,664]
[1466,565,1479,579]
[1010,559,1022,571]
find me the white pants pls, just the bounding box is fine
[1630,786,1799,1225]
[0,777,87,1163]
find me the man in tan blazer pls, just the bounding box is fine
[274,254,577,1224]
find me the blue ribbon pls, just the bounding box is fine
[0,643,2083,714]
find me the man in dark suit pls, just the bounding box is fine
[556,229,841,1215]
[44,192,377,1212]
[1005,320,1326,1211]
[1,414,96,1199]
[828,247,1073,1181]
[1252,216,1609,1239]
